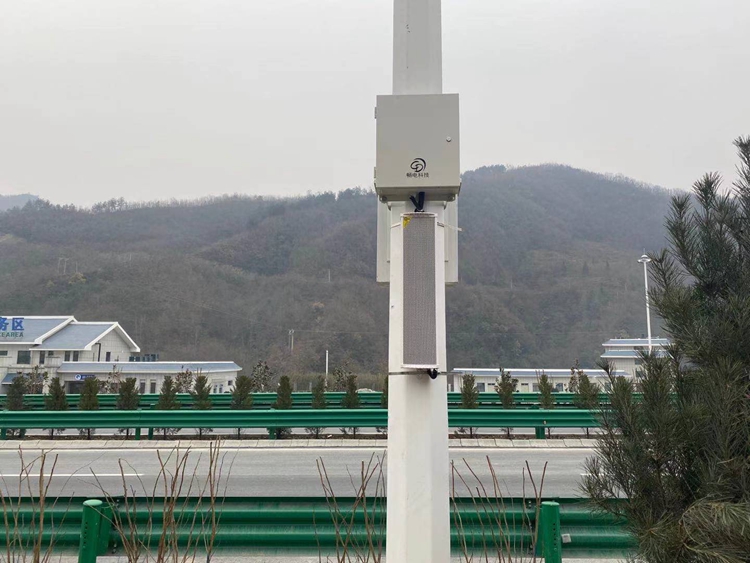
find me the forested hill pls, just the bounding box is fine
[0,194,37,212]
[0,164,673,375]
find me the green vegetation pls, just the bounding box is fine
[6,377,25,411]
[496,367,517,438]
[537,372,555,409]
[230,375,254,408]
[307,375,327,438]
[156,376,180,409]
[230,374,253,438]
[191,374,212,438]
[495,367,517,409]
[44,377,68,438]
[460,374,479,409]
[569,363,599,437]
[582,137,750,562]
[44,377,68,437]
[192,375,212,410]
[6,376,26,437]
[0,165,671,375]
[45,378,68,410]
[116,378,140,438]
[250,361,274,392]
[537,371,555,438]
[459,373,479,437]
[175,369,195,393]
[340,374,360,437]
[155,376,180,438]
[117,378,140,410]
[331,365,350,392]
[272,375,293,438]
[78,378,99,440]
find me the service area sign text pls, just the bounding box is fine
[0,317,24,338]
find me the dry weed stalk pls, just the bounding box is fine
[316,452,386,563]
[0,449,73,563]
[93,441,233,563]
[451,456,547,563]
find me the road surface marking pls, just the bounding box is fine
[0,473,141,478]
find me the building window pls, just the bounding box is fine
[139,380,146,394]
[228,380,233,388]
[150,381,156,394]
[73,351,79,361]
[39,352,45,365]
[105,351,111,362]
[219,384,224,393]
[64,351,71,361]
[533,384,540,392]
[0,350,8,356]
[476,382,486,392]
[17,351,31,365]
[554,383,564,393]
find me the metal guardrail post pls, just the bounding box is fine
[147,427,154,440]
[0,428,6,440]
[78,499,103,563]
[535,426,545,439]
[540,501,562,563]
[135,427,141,440]
[97,504,113,555]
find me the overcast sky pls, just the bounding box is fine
[1,0,748,205]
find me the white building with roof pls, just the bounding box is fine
[56,362,242,394]
[600,337,671,378]
[451,337,671,393]
[450,367,628,393]
[0,315,241,393]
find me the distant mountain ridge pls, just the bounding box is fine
[0,193,37,211]
[0,165,673,374]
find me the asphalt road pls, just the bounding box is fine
[0,447,593,498]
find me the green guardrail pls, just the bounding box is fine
[1,496,633,559]
[0,408,600,439]
[0,391,621,410]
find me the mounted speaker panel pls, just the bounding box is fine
[402,213,438,369]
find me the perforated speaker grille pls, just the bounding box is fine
[402,214,437,367]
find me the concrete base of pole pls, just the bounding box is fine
[386,371,450,563]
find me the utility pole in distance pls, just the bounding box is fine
[374,1,460,562]
[638,254,653,351]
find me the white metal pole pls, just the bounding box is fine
[638,254,652,352]
[325,350,329,376]
[392,0,443,95]
[386,2,450,562]
[644,260,652,352]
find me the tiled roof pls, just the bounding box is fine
[0,316,73,344]
[602,338,671,347]
[601,350,669,359]
[36,323,118,351]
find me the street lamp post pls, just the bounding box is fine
[638,254,652,352]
